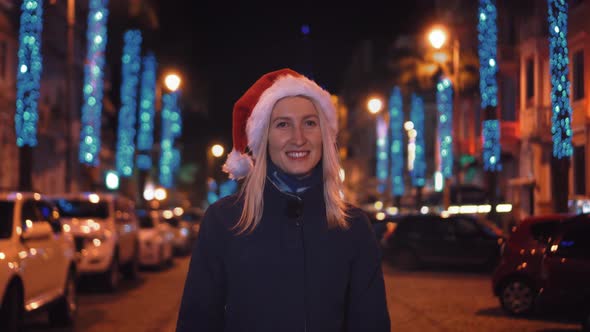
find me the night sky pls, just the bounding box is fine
[156,0,436,156]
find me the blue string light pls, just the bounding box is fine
[159,91,181,188]
[136,52,157,170]
[436,78,453,178]
[389,87,404,196]
[375,115,388,194]
[478,0,498,109]
[482,120,502,171]
[548,0,573,158]
[79,0,109,165]
[15,0,43,147]
[478,0,502,172]
[410,94,426,188]
[115,29,142,177]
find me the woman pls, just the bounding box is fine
[176,68,390,332]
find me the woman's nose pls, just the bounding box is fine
[292,126,306,145]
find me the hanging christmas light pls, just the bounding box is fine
[410,94,425,188]
[436,78,453,178]
[159,92,180,188]
[548,0,573,158]
[15,0,44,147]
[136,52,157,170]
[115,29,142,177]
[478,0,502,171]
[389,87,404,196]
[79,0,109,165]
[375,115,388,194]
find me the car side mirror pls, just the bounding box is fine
[21,222,53,242]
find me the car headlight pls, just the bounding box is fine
[84,235,106,248]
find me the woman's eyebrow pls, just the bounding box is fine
[271,116,292,123]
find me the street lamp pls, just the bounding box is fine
[164,73,181,92]
[211,144,225,158]
[367,97,384,114]
[428,27,447,50]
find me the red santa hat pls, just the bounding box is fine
[222,68,338,180]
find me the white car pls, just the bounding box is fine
[136,209,174,268]
[161,210,192,255]
[0,192,77,330]
[50,192,140,291]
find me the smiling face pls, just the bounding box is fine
[267,96,323,177]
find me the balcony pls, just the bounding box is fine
[523,106,552,144]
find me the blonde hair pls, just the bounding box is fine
[233,96,349,235]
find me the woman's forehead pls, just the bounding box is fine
[271,96,318,118]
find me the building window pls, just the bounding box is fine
[573,50,584,101]
[526,58,534,100]
[0,41,6,81]
[501,77,516,121]
[574,145,586,195]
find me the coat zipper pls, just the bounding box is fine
[268,178,307,331]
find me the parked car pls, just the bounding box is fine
[0,192,77,330]
[136,209,174,268]
[180,207,203,244]
[50,192,140,291]
[161,210,192,255]
[492,213,574,315]
[382,213,505,270]
[492,214,590,320]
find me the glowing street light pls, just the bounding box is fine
[367,97,383,114]
[154,187,167,201]
[211,144,225,158]
[428,27,447,50]
[164,73,181,92]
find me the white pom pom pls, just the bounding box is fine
[222,149,253,180]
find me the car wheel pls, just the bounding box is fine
[500,279,535,315]
[0,283,23,332]
[391,248,420,270]
[49,270,77,327]
[103,254,120,291]
[122,243,140,280]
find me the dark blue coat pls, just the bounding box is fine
[176,180,390,332]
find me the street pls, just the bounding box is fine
[384,262,581,332]
[23,259,188,332]
[20,255,582,332]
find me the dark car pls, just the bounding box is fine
[493,214,590,322]
[492,213,574,315]
[382,213,504,270]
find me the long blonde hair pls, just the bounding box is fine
[233,96,349,234]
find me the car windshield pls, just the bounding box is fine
[0,201,14,239]
[139,215,155,228]
[54,199,109,219]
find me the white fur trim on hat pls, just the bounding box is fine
[222,148,253,180]
[245,74,337,156]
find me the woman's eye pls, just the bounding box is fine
[305,120,317,127]
[276,121,288,128]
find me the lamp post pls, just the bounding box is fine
[428,26,460,211]
[367,96,390,203]
[206,143,225,205]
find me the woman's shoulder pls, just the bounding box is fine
[345,203,370,223]
[202,193,243,230]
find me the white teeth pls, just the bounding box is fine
[287,151,308,158]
